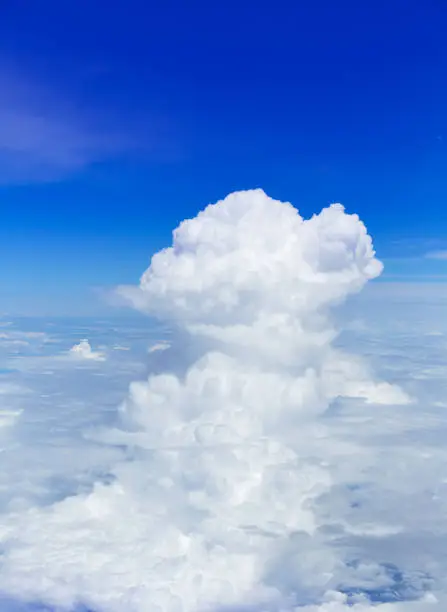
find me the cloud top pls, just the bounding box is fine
[119,189,382,328]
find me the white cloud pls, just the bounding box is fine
[148,341,171,353]
[0,330,48,342]
[0,408,23,428]
[68,339,105,361]
[0,382,29,396]
[0,191,444,612]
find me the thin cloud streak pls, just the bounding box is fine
[425,250,447,260]
[0,67,174,184]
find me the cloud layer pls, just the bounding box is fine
[0,190,434,612]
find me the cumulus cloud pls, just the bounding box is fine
[0,190,431,612]
[68,339,105,361]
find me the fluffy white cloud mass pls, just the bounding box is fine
[69,339,105,361]
[0,189,442,612]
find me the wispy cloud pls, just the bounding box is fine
[0,108,118,183]
[0,67,172,184]
[425,250,447,260]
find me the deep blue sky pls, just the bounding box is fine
[1,0,447,314]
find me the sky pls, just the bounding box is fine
[1,5,447,608]
[0,0,447,314]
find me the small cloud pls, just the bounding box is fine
[0,330,49,345]
[425,250,447,260]
[0,382,29,396]
[0,408,23,428]
[148,341,171,353]
[1,340,30,347]
[68,340,105,362]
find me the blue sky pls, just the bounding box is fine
[1,0,447,314]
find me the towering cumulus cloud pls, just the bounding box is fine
[0,190,418,612]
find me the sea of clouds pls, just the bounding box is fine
[0,190,447,611]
